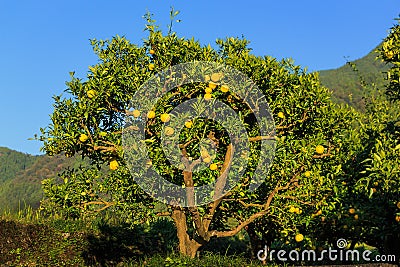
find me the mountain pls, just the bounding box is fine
[319,44,390,111]
[0,147,76,212]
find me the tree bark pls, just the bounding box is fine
[171,208,202,258]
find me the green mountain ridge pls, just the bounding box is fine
[0,147,76,212]
[319,44,390,110]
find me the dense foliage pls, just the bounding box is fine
[37,13,358,258]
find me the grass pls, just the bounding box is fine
[0,208,397,266]
[0,208,265,266]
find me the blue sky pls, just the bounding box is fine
[0,1,398,155]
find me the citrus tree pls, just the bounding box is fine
[346,19,400,258]
[379,18,400,101]
[40,13,354,258]
[313,19,400,261]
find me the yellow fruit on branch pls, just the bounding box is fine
[289,206,296,213]
[208,82,218,89]
[295,234,304,242]
[160,113,171,123]
[109,160,119,170]
[386,50,394,59]
[79,134,89,142]
[149,49,155,55]
[220,84,229,93]
[148,63,155,70]
[354,214,359,220]
[203,156,211,163]
[205,87,213,94]
[315,145,325,154]
[349,208,356,214]
[87,89,96,99]
[147,110,156,119]
[304,171,311,177]
[164,126,174,136]
[277,112,284,119]
[211,72,223,82]
[204,93,212,100]
[184,121,193,128]
[209,163,218,170]
[132,109,141,118]
[396,215,400,222]
[397,201,400,209]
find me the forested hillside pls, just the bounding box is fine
[0,147,77,212]
[319,44,390,111]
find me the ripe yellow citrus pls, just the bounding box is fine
[220,84,229,93]
[79,134,89,142]
[397,201,400,209]
[386,51,394,59]
[304,171,311,177]
[209,163,218,170]
[148,63,155,70]
[396,215,400,222]
[160,113,170,123]
[87,89,96,99]
[200,149,210,158]
[289,206,296,213]
[295,234,304,242]
[184,121,193,128]
[349,208,356,214]
[211,72,223,82]
[277,112,284,119]
[147,110,156,119]
[149,49,155,55]
[208,82,218,89]
[132,109,141,118]
[315,145,325,154]
[354,214,359,220]
[109,160,119,170]
[164,126,174,136]
[204,93,212,100]
[203,157,211,163]
[205,87,213,94]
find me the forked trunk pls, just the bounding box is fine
[171,208,203,258]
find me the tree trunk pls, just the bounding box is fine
[171,208,203,258]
